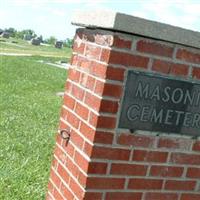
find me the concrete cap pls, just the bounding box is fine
[72,10,200,49]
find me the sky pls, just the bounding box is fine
[1,0,200,40]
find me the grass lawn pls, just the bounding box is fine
[0,37,72,58]
[0,55,68,200]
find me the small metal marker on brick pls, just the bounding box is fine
[60,129,71,145]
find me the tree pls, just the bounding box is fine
[15,29,36,39]
[5,27,17,37]
[64,38,73,48]
[46,36,57,45]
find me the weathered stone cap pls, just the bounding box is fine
[72,10,200,49]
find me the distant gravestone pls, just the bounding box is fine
[37,36,43,43]
[31,38,40,45]
[55,41,63,49]
[1,32,10,38]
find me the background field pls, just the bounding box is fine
[0,37,72,58]
[0,39,71,200]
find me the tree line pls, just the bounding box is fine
[3,27,73,48]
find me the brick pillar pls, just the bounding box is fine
[47,11,200,200]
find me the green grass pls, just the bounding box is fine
[0,37,72,57]
[0,56,67,200]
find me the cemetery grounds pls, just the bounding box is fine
[0,38,72,200]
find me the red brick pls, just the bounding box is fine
[60,107,68,121]
[94,131,114,144]
[51,156,58,170]
[84,92,101,111]
[57,164,70,181]
[67,111,80,129]
[152,60,189,76]
[59,120,70,130]
[92,146,130,160]
[104,83,122,98]
[84,192,103,200]
[69,177,84,199]
[86,177,125,189]
[88,162,108,174]
[63,94,75,110]
[109,51,149,68]
[94,80,104,95]
[49,169,61,189]
[53,187,65,200]
[128,178,163,190]
[65,157,79,178]
[68,68,81,83]
[88,112,99,127]
[78,55,92,69]
[73,42,85,54]
[95,34,113,47]
[85,44,101,60]
[79,121,96,142]
[111,163,147,176]
[181,194,200,200]
[113,35,132,49]
[75,102,89,121]
[95,81,122,98]
[170,63,189,76]
[165,180,196,190]
[133,150,168,163]
[78,171,87,187]
[96,116,116,129]
[106,66,125,81]
[117,133,155,147]
[54,145,66,164]
[158,137,192,150]
[83,141,93,156]
[90,61,107,78]
[70,130,84,149]
[150,165,183,177]
[137,40,174,57]
[65,80,72,93]
[170,153,200,165]
[65,142,75,158]
[100,99,119,114]
[193,141,200,151]
[79,73,96,91]
[100,48,111,63]
[77,28,113,47]
[192,67,200,79]
[145,192,178,200]
[75,29,87,41]
[106,192,142,200]
[187,167,200,178]
[71,84,85,101]
[176,48,200,64]
[60,182,74,200]
[47,180,54,194]
[152,59,171,74]
[74,150,89,172]
[89,112,116,129]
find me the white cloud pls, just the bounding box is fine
[8,0,108,6]
[131,0,200,31]
[51,9,66,17]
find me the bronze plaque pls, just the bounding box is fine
[118,71,200,136]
